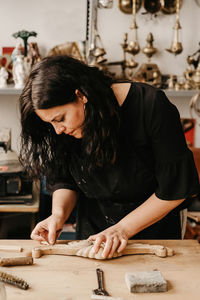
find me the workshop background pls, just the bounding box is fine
[0,0,200,240]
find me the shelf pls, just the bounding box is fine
[0,85,22,95]
[164,89,199,98]
[0,85,199,97]
[0,181,40,213]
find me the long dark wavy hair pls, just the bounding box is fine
[19,55,121,183]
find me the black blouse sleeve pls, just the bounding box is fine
[46,167,78,195]
[145,89,199,200]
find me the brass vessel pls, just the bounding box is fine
[193,62,200,89]
[161,0,182,14]
[118,0,142,14]
[126,19,140,55]
[166,0,183,55]
[166,19,183,55]
[142,33,157,61]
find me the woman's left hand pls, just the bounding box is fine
[88,224,129,258]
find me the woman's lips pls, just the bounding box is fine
[67,130,74,135]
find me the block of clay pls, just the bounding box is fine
[125,271,167,293]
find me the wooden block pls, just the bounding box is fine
[125,271,167,293]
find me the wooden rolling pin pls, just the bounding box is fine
[31,240,174,260]
[0,257,33,266]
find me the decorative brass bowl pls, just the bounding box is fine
[161,0,182,14]
[118,0,142,14]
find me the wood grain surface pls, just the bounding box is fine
[0,239,199,300]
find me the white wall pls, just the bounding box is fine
[0,0,87,57]
[0,0,87,153]
[0,95,20,153]
[0,0,200,152]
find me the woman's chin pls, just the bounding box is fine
[71,131,82,139]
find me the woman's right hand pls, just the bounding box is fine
[30,214,65,245]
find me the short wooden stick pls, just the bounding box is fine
[0,245,22,252]
[0,257,33,266]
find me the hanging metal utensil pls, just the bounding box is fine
[126,0,140,56]
[143,0,161,14]
[142,32,157,62]
[161,0,182,15]
[120,0,140,79]
[98,0,113,8]
[118,0,142,14]
[86,0,107,66]
[166,0,183,55]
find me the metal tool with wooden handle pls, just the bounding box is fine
[31,240,174,260]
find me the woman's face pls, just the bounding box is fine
[35,90,87,139]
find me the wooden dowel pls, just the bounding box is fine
[0,245,22,252]
[0,257,33,266]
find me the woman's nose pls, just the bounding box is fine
[54,124,65,135]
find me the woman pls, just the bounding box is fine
[19,55,199,258]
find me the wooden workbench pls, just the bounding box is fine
[0,239,199,300]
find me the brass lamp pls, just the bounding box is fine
[166,0,183,55]
[142,32,157,62]
[120,0,140,78]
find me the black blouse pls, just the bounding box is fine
[49,82,199,239]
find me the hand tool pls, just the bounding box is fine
[93,268,109,296]
[0,271,29,290]
[91,295,124,300]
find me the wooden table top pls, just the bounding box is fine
[0,239,199,300]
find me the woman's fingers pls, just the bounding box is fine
[30,214,66,245]
[104,237,127,258]
[92,235,105,254]
[55,229,62,240]
[107,237,120,258]
[48,223,58,245]
[31,221,50,242]
[90,236,126,258]
[87,234,97,242]
[31,228,48,242]
[30,226,40,240]
[30,233,45,242]
[101,237,113,258]
[88,226,129,258]
[117,238,127,253]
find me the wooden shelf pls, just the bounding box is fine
[0,181,40,213]
[164,89,199,98]
[0,85,199,97]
